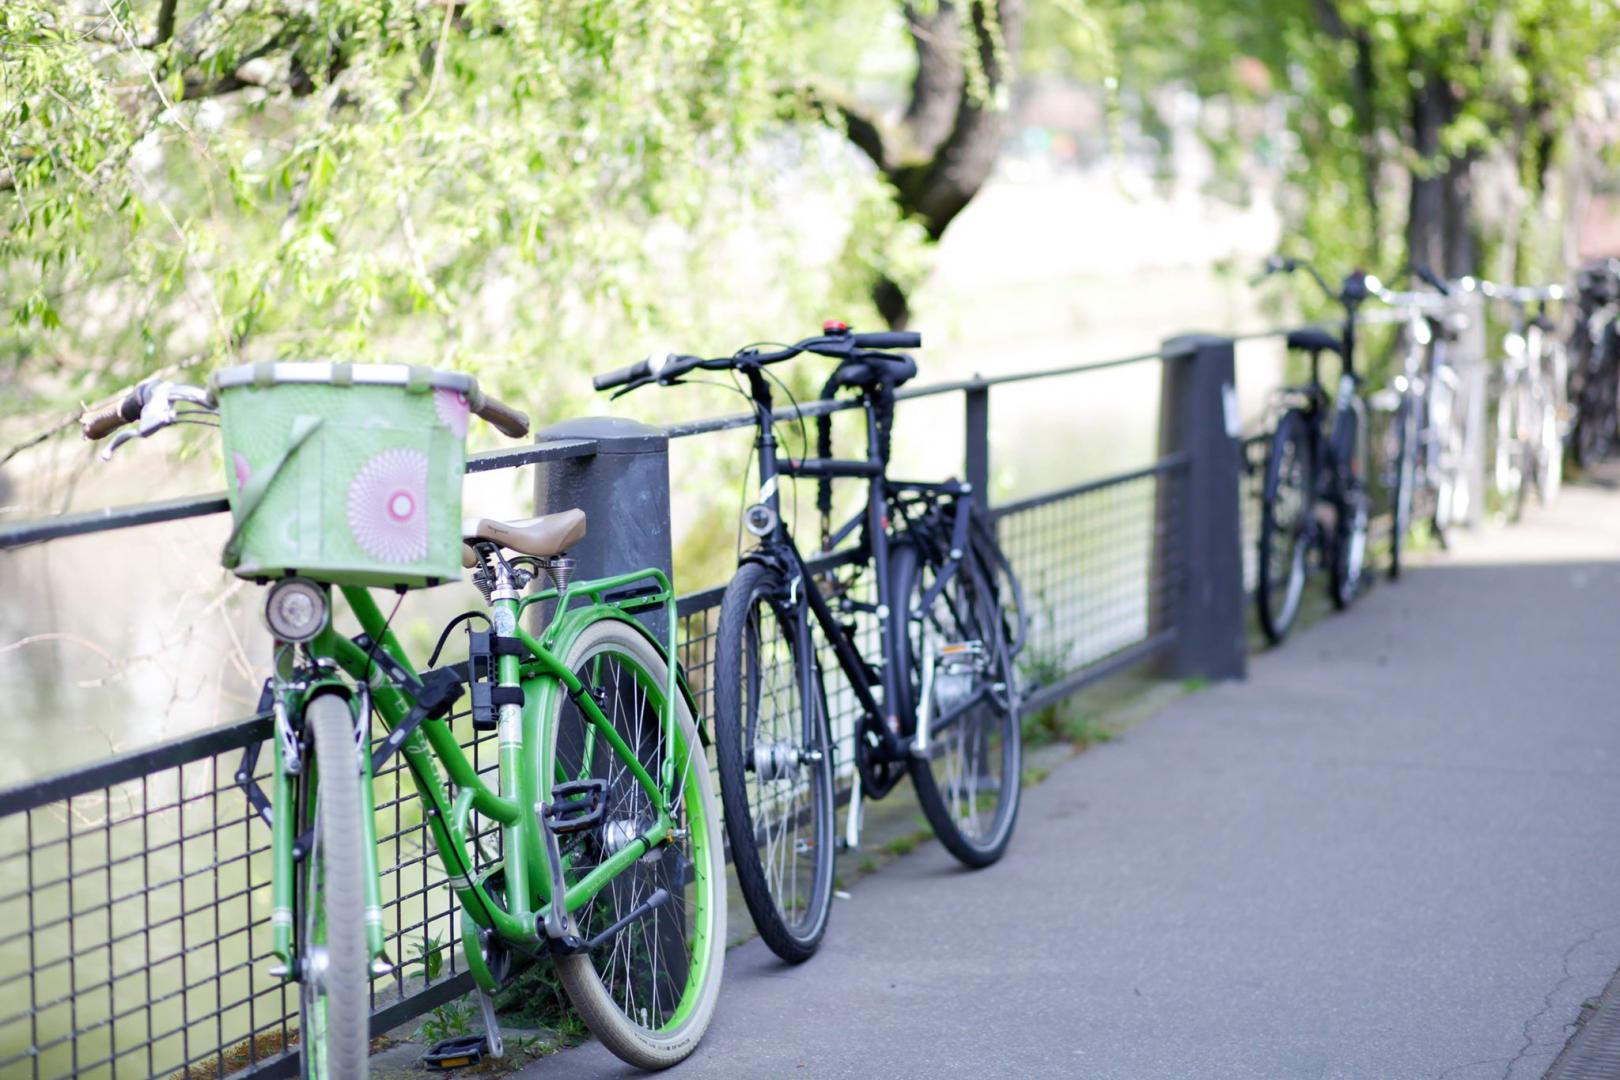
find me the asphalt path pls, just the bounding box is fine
[524,478,1620,1080]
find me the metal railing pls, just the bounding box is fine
[0,333,1255,1079]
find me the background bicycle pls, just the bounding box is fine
[1251,258,1373,643]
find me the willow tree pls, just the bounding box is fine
[0,1,806,440]
[1092,0,1620,282]
[795,0,1028,329]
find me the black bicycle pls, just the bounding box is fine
[595,324,1026,963]
[1253,258,1373,643]
[1569,258,1620,471]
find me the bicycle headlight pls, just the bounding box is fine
[743,503,778,538]
[264,578,329,643]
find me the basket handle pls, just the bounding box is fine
[221,415,324,569]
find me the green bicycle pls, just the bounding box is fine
[82,363,724,1077]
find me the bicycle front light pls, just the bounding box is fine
[743,503,777,537]
[264,578,329,643]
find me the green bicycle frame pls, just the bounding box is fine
[266,566,688,975]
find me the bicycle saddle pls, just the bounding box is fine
[1285,328,1344,355]
[462,508,587,563]
[831,352,918,389]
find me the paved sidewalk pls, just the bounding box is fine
[524,481,1620,1080]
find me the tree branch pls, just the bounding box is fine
[791,82,891,172]
[153,0,178,47]
[899,2,965,161]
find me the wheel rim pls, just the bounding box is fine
[737,597,830,939]
[1264,434,1309,630]
[553,644,715,1034]
[1540,401,1562,501]
[300,808,331,1079]
[907,557,1017,852]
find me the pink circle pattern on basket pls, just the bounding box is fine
[347,448,429,564]
[435,389,470,438]
[232,451,251,491]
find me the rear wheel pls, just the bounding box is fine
[1574,331,1617,470]
[712,560,836,964]
[297,694,370,1080]
[549,619,725,1069]
[1257,411,1314,641]
[1329,403,1368,609]
[892,540,1022,869]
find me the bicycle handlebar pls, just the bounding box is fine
[593,327,921,396]
[1253,256,1359,308]
[466,389,530,438]
[593,358,653,392]
[82,387,146,439]
[1408,264,1451,296]
[83,376,530,444]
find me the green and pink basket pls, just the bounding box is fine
[211,362,479,589]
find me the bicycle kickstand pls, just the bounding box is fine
[477,987,504,1060]
[844,769,863,850]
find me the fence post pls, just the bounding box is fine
[531,417,672,638]
[1157,334,1247,682]
[964,382,990,509]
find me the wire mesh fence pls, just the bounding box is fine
[0,354,1203,1080]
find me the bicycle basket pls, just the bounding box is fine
[211,362,477,588]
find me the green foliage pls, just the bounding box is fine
[0,0,897,432]
[407,933,445,982]
[417,999,476,1044]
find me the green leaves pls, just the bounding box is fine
[1,0,834,421]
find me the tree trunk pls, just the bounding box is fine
[1407,71,1479,280]
[829,0,1025,328]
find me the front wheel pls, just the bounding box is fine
[712,560,836,964]
[892,539,1022,869]
[1495,375,1526,523]
[1257,411,1314,641]
[1389,396,1415,581]
[298,694,371,1080]
[549,618,725,1069]
[1329,403,1368,610]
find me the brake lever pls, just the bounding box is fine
[100,428,139,461]
[609,375,658,401]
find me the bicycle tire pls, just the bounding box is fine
[1389,395,1415,581]
[550,618,725,1069]
[712,560,836,964]
[298,694,371,1080]
[1495,374,1525,523]
[892,539,1022,869]
[1257,411,1314,642]
[1328,403,1368,609]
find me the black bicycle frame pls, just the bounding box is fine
[735,364,974,769]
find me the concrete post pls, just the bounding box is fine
[1156,334,1247,682]
[532,416,672,639]
[964,384,990,510]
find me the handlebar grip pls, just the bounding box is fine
[593,359,652,392]
[851,331,921,350]
[470,392,530,439]
[81,389,144,440]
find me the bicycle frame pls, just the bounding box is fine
[265,567,688,975]
[734,365,977,785]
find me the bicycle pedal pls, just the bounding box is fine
[423,1034,487,1071]
[543,778,609,835]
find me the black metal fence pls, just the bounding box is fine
[0,335,1254,1079]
